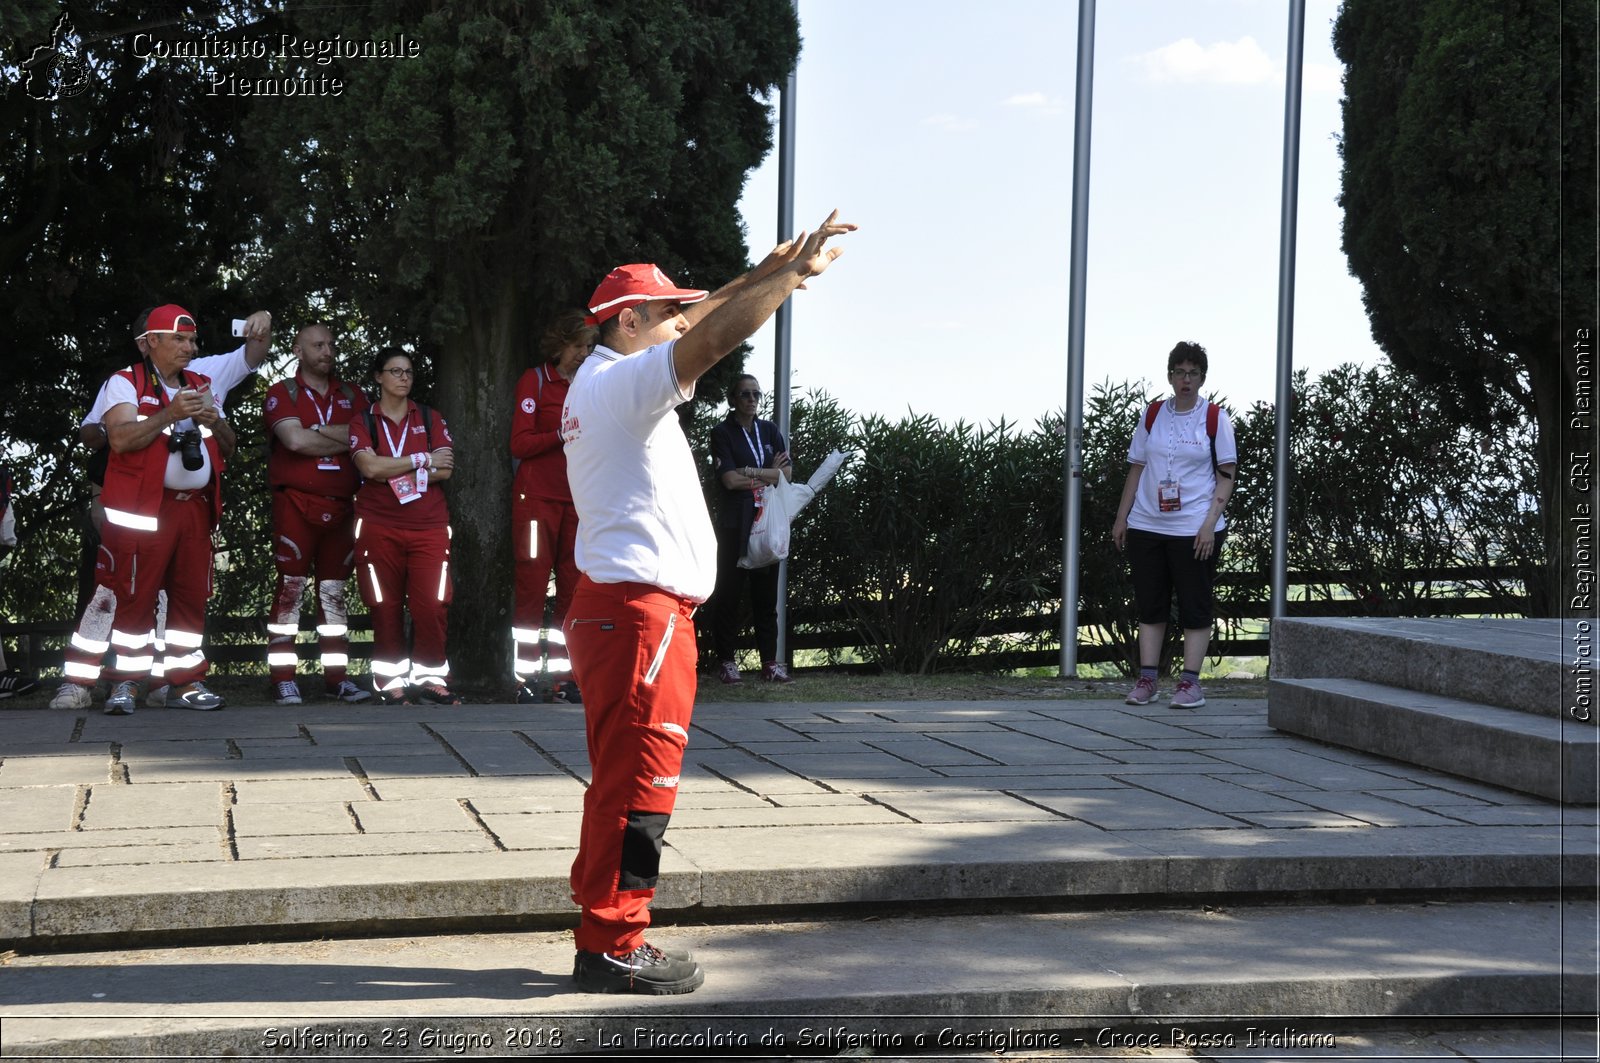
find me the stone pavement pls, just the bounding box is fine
[0,693,1595,1058]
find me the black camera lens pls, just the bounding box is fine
[168,430,204,471]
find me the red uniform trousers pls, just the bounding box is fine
[564,577,698,955]
[355,520,452,693]
[511,495,580,684]
[60,536,120,686]
[268,489,357,686]
[62,490,214,688]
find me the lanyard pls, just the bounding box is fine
[302,379,334,426]
[379,411,409,458]
[740,422,764,465]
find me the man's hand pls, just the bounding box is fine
[790,209,856,282]
[173,386,212,424]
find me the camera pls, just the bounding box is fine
[168,429,204,472]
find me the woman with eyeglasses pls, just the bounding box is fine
[349,347,459,705]
[706,374,794,683]
[509,310,596,704]
[1111,341,1238,708]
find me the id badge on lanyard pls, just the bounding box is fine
[306,390,342,471]
[382,416,426,504]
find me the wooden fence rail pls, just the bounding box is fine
[1,565,1527,676]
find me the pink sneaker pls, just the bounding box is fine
[1125,675,1158,705]
[1170,678,1206,708]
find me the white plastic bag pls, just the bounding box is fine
[739,449,854,569]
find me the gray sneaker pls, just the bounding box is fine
[146,684,169,708]
[168,681,225,711]
[104,680,139,716]
[572,943,704,995]
[50,682,93,711]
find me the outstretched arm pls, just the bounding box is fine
[673,210,856,393]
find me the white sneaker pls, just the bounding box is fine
[50,682,93,710]
[274,680,303,705]
[104,680,139,716]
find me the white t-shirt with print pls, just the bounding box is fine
[102,372,225,491]
[1125,397,1238,538]
[82,345,256,427]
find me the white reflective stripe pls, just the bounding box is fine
[164,650,204,670]
[411,663,448,685]
[266,623,299,636]
[110,629,150,649]
[366,564,383,604]
[164,628,204,649]
[511,627,540,643]
[513,656,541,673]
[70,633,111,655]
[529,519,539,559]
[277,535,303,562]
[544,663,571,678]
[321,652,349,668]
[105,508,159,531]
[447,524,453,540]
[116,654,154,671]
[64,661,103,680]
[374,673,407,692]
[660,722,687,738]
[545,627,567,647]
[267,652,299,667]
[354,517,364,539]
[371,658,410,678]
[643,612,678,685]
[149,660,167,677]
[316,623,347,638]
[436,561,448,601]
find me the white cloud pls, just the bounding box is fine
[922,113,978,133]
[1004,91,1069,115]
[1135,36,1277,85]
[1303,61,1343,96]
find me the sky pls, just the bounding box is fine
[735,0,1381,427]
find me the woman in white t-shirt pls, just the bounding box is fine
[1111,342,1239,708]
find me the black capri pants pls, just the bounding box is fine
[1126,527,1226,630]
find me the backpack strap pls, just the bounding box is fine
[284,378,299,407]
[1143,399,1163,433]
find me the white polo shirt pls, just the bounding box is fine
[561,339,716,601]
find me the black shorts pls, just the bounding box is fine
[1126,527,1224,630]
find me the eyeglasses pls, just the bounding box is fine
[736,390,762,399]
[1169,369,1204,380]
[381,367,415,378]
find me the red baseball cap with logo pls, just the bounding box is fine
[140,304,198,336]
[585,264,708,326]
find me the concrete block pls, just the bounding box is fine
[237,832,500,860]
[1270,677,1597,804]
[1013,785,1245,830]
[0,850,45,941]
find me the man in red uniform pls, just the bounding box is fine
[563,213,855,995]
[509,311,595,704]
[263,324,372,705]
[59,304,235,714]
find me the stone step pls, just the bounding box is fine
[1271,618,1567,719]
[1,899,1592,1058]
[1269,676,1598,804]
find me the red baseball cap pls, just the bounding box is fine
[585,264,708,326]
[140,304,198,336]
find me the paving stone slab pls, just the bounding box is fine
[372,777,581,804]
[351,798,479,834]
[79,782,224,829]
[474,811,583,851]
[668,802,910,830]
[124,757,357,782]
[0,826,216,853]
[232,803,358,837]
[54,841,228,867]
[1112,773,1323,815]
[0,754,116,786]
[862,790,1069,824]
[0,785,80,832]
[231,778,373,805]
[237,832,502,861]
[1013,785,1247,830]
[0,850,44,939]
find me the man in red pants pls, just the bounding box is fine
[562,212,855,995]
[263,324,372,705]
[60,304,236,715]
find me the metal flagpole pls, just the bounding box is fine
[1271,0,1306,622]
[773,0,799,666]
[1060,0,1096,675]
